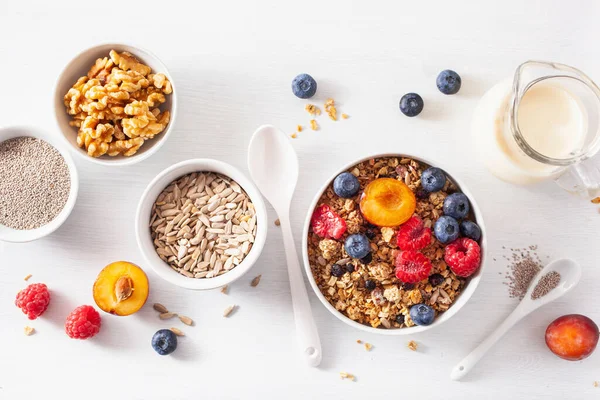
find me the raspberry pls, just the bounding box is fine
[396,216,432,251]
[444,238,481,277]
[65,305,102,339]
[394,250,432,284]
[15,283,50,320]
[310,204,347,239]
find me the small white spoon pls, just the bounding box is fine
[450,258,581,381]
[247,124,322,367]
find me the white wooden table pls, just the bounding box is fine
[1,1,599,399]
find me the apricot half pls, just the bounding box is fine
[545,314,599,361]
[93,261,149,316]
[359,178,416,227]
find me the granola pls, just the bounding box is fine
[307,156,471,329]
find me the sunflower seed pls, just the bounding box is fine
[153,303,169,313]
[223,305,236,317]
[179,315,194,326]
[250,275,262,287]
[170,327,185,336]
[159,312,177,320]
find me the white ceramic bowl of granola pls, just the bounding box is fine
[302,154,486,335]
[53,43,177,166]
[0,125,79,243]
[135,159,268,290]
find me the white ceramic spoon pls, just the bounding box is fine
[450,258,581,381]
[247,124,322,367]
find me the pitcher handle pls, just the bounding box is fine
[555,158,600,200]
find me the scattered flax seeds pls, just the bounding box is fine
[324,98,337,120]
[223,304,236,317]
[364,343,373,351]
[24,326,35,336]
[250,275,262,287]
[310,119,319,131]
[274,219,280,226]
[531,271,561,300]
[170,327,185,336]
[340,372,355,381]
[220,285,228,294]
[407,340,418,351]
[503,246,543,299]
[297,125,303,132]
[24,274,32,281]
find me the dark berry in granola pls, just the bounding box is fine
[364,228,377,240]
[434,216,460,244]
[365,280,377,291]
[346,263,355,273]
[410,304,435,326]
[401,282,415,290]
[415,189,429,199]
[460,220,481,241]
[428,273,445,287]
[292,73,317,99]
[395,314,405,324]
[331,264,346,277]
[399,93,424,117]
[311,204,347,239]
[443,193,470,219]
[333,172,360,198]
[396,216,432,251]
[359,252,373,265]
[421,167,446,193]
[344,233,371,259]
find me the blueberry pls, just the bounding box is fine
[436,70,461,95]
[421,167,446,193]
[333,172,360,198]
[346,263,355,273]
[344,234,371,259]
[395,314,405,324]
[443,193,470,219]
[410,304,435,326]
[365,280,377,291]
[399,93,424,117]
[292,73,317,99]
[428,273,444,287]
[152,329,178,355]
[331,264,345,277]
[401,282,415,290]
[460,220,481,241]
[415,189,429,200]
[434,216,460,244]
[359,252,373,265]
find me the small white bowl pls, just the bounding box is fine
[135,159,268,290]
[53,43,177,166]
[0,126,79,243]
[302,153,487,335]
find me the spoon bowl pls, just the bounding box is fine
[450,258,581,380]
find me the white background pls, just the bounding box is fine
[1,1,599,399]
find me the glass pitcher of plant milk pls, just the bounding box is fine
[472,61,600,199]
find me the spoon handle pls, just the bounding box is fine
[279,216,322,367]
[450,307,525,380]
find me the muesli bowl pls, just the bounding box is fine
[302,154,486,335]
[135,159,268,290]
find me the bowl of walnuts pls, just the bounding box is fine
[54,43,177,166]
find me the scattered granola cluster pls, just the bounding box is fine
[64,50,172,157]
[307,157,470,329]
[291,98,348,138]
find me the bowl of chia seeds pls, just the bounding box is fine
[0,126,79,242]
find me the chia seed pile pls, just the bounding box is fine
[503,245,543,299]
[531,271,561,300]
[0,137,71,230]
